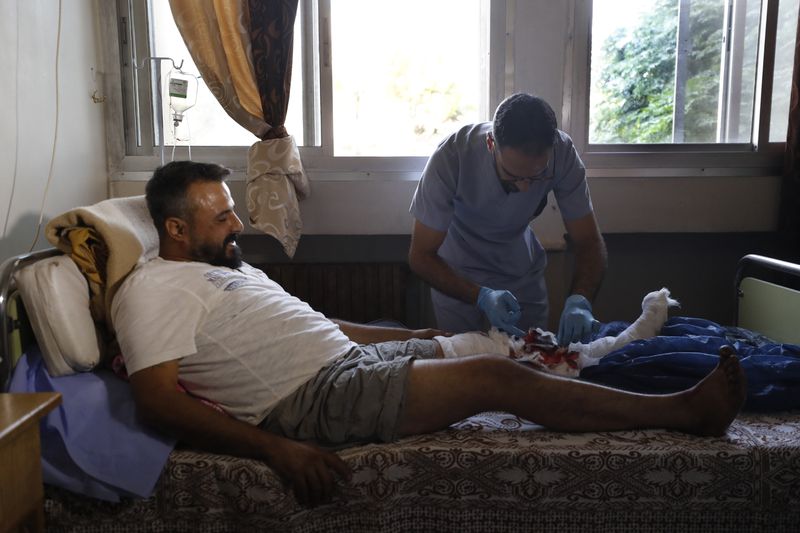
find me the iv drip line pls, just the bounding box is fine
[171,113,193,162]
[166,66,198,161]
[137,57,183,165]
[136,57,198,163]
[167,68,198,126]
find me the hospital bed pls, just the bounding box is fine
[1,197,800,532]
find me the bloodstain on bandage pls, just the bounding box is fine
[510,328,580,376]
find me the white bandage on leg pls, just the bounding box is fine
[615,287,678,344]
[434,332,511,358]
[571,288,679,368]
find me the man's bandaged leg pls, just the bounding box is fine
[435,288,677,368]
[571,287,678,367]
[434,332,511,358]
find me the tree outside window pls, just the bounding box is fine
[590,0,762,145]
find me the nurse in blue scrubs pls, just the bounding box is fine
[409,93,607,345]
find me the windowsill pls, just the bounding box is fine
[116,145,784,179]
[109,169,782,238]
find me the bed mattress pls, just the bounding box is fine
[43,410,800,533]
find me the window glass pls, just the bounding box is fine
[589,0,761,144]
[148,0,487,154]
[330,0,486,156]
[150,0,303,147]
[769,0,800,142]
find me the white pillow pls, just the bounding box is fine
[14,255,102,376]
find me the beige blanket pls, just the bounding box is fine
[45,195,159,331]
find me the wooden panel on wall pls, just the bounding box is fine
[257,263,410,325]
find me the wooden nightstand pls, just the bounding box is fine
[0,393,61,533]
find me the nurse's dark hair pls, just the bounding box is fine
[492,93,557,154]
[146,160,231,237]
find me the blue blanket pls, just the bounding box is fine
[581,317,800,412]
[9,350,176,502]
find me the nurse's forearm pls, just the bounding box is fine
[410,252,482,305]
[569,236,607,301]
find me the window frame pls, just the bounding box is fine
[563,0,785,177]
[108,0,789,182]
[111,0,507,178]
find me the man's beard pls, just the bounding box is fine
[190,234,243,269]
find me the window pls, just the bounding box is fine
[115,0,792,177]
[576,0,795,166]
[149,0,303,147]
[590,0,759,144]
[329,1,485,156]
[121,0,494,164]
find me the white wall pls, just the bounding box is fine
[0,0,107,262]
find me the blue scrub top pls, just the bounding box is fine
[410,122,593,306]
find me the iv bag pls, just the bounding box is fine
[168,70,198,124]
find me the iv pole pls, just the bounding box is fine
[136,57,184,165]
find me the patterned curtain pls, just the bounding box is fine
[780,8,800,254]
[169,0,310,257]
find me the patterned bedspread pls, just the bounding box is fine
[45,410,800,533]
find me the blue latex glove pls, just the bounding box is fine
[476,287,526,337]
[557,294,600,345]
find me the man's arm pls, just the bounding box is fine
[408,219,481,305]
[129,360,351,506]
[563,211,607,301]
[332,318,447,344]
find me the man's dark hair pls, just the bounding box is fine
[492,93,557,154]
[146,161,231,237]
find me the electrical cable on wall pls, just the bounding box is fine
[2,0,22,240]
[28,0,62,252]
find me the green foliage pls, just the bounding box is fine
[591,0,726,143]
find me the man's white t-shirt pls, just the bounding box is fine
[111,258,357,424]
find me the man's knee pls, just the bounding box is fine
[410,353,535,390]
[452,353,526,386]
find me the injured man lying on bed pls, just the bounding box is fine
[111,160,747,506]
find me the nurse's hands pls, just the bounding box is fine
[476,287,526,337]
[557,294,599,345]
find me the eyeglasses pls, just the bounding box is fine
[493,151,551,184]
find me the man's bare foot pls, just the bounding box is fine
[679,345,747,437]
